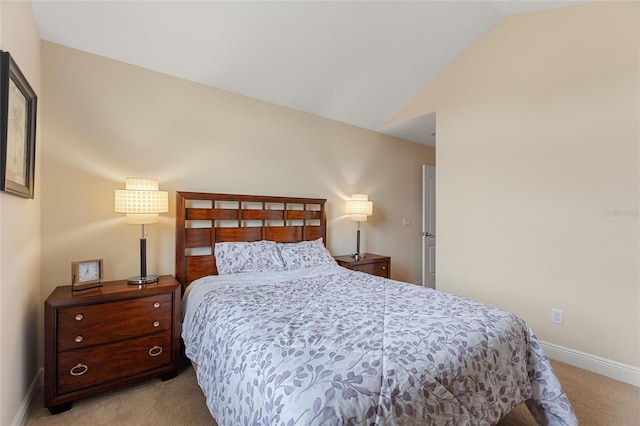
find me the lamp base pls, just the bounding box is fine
[351,253,366,260]
[127,275,159,285]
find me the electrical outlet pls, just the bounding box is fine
[551,308,563,325]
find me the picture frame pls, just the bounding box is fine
[0,51,37,199]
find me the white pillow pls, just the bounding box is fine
[214,240,285,275]
[277,238,337,270]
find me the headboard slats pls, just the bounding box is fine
[186,208,239,220]
[215,227,263,242]
[265,226,303,242]
[306,226,323,241]
[242,209,285,220]
[287,210,321,220]
[176,191,327,290]
[185,255,216,283]
[185,228,212,248]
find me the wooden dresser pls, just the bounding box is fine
[44,275,181,414]
[334,254,391,278]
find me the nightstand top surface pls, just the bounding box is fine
[46,275,180,305]
[333,253,390,264]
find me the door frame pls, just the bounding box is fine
[422,164,436,288]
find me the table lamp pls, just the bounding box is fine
[345,194,373,259]
[115,178,168,284]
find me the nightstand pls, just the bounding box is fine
[44,275,181,414]
[334,254,390,278]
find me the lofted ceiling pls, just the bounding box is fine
[31,1,587,147]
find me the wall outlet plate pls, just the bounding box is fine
[551,308,563,325]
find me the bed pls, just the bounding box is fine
[176,191,577,426]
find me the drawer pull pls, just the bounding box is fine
[70,363,88,376]
[153,302,160,308]
[75,313,84,321]
[75,335,83,343]
[153,321,160,327]
[381,266,386,270]
[149,345,163,357]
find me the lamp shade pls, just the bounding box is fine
[115,178,168,224]
[346,194,373,222]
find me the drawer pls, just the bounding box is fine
[57,331,172,395]
[57,294,172,351]
[353,261,389,278]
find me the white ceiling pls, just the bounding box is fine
[31,0,587,147]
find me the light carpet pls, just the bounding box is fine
[26,360,639,425]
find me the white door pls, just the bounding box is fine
[422,165,436,288]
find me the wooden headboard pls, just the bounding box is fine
[175,191,327,290]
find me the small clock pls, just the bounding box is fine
[71,259,103,291]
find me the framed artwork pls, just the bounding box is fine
[0,51,37,198]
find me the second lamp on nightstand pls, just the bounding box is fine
[334,254,390,279]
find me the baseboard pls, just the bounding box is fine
[540,340,640,387]
[11,367,43,426]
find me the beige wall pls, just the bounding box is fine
[0,1,42,424]
[40,42,435,314]
[385,2,639,368]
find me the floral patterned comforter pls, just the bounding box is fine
[182,265,577,425]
